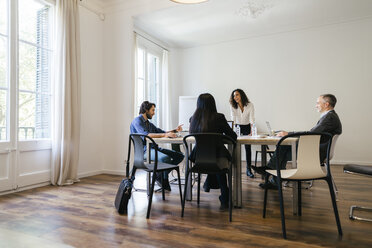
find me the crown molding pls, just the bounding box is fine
[101,0,174,15]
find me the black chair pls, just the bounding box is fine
[126,134,183,219]
[344,164,372,222]
[262,132,342,239]
[181,133,236,222]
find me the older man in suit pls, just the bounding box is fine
[254,94,342,189]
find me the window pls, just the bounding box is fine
[0,0,53,141]
[18,0,53,140]
[0,0,9,141]
[136,41,161,126]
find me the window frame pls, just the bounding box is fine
[136,36,163,127]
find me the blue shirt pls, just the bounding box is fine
[130,115,165,135]
[130,115,165,152]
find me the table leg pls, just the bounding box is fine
[186,143,193,201]
[233,143,242,207]
[291,141,298,215]
[261,145,267,167]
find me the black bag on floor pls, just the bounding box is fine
[114,177,134,214]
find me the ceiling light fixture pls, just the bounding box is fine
[236,0,273,19]
[170,0,209,4]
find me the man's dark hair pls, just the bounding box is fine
[229,89,250,109]
[139,101,156,114]
[321,94,337,108]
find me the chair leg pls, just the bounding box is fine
[176,168,183,205]
[229,170,233,222]
[326,178,343,236]
[263,174,269,218]
[181,172,190,217]
[331,175,338,200]
[146,171,157,219]
[161,173,165,201]
[277,178,287,239]
[298,181,302,216]
[255,151,259,167]
[197,173,201,205]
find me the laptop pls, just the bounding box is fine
[266,121,279,136]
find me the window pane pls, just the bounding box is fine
[0,0,7,35]
[18,0,49,44]
[147,54,159,104]
[19,42,37,91]
[138,48,144,78]
[0,36,7,88]
[18,92,35,140]
[137,78,144,108]
[0,89,6,141]
[18,1,52,140]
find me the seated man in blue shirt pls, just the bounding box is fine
[130,101,184,191]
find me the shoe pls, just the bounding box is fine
[246,167,255,178]
[259,181,278,190]
[219,203,229,211]
[252,165,269,175]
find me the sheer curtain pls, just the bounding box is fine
[161,50,171,131]
[51,0,81,185]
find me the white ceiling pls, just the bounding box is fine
[130,0,372,48]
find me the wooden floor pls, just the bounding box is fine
[1,165,372,248]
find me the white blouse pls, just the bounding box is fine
[230,102,255,125]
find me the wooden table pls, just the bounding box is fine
[151,135,299,214]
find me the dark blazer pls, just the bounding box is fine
[190,113,237,160]
[310,110,342,162]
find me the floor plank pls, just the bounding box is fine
[1,165,372,247]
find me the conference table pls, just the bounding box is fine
[150,134,300,215]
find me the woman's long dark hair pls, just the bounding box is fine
[229,89,250,109]
[190,93,217,133]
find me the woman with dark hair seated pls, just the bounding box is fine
[189,93,237,210]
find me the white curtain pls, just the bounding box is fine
[51,0,81,186]
[133,33,138,117]
[161,50,171,131]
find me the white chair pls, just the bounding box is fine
[262,132,342,239]
[308,134,340,192]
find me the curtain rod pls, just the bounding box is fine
[134,31,169,52]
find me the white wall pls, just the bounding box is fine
[78,6,104,176]
[101,2,174,175]
[170,18,372,164]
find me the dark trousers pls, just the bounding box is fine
[204,173,229,204]
[145,148,184,179]
[267,145,292,170]
[239,124,252,166]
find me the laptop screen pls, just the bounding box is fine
[266,121,272,134]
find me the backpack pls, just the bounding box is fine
[114,177,134,214]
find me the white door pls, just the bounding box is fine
[0,0,54,192]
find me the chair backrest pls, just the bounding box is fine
[183,133,236,173]
[128,134,158,171]
[277,132,332,179]
[329,134,340,161]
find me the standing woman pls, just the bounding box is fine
[230,89,255,178]
[190,93,237,210]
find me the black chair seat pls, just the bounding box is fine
[344,164,372,176]
[143,163,179,172]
